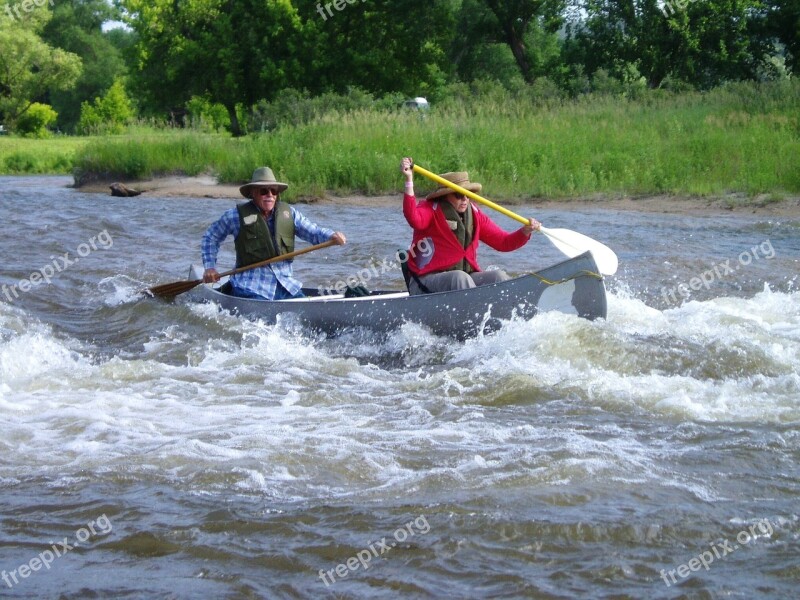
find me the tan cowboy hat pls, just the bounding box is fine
[425,171,482,201]
[239,166,289,198]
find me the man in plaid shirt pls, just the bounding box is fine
[202,167,346,300]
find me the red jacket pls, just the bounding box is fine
[403,194,530,275]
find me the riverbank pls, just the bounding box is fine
[5,81,799,203]
[65,80,800,201]
[0,135,87,174]
[73,175,800,216]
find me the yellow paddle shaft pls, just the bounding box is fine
[412,164,529,226]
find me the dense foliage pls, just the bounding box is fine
[14,102,58,138]
[1,0,797,135]
[0,2,82,130]
[66,80,800,198]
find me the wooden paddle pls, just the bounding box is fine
[146,239,338,299]
[412,164,618,275]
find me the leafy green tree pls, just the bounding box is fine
[15,102,58,137]
[185,96,231,132]
[565,0,679,88]
[450,0,523,86]
[40,0,129,132]
[293,0,456,98]
[77,78,133,134]
[762,0,800,75]
[121,0,457,129]
[121,0,305,136]
[477,0,565,83]
[0,3,82,131]
[569,0,774,89]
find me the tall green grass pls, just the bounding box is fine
[45,80,800,198]
[0,136,89,174]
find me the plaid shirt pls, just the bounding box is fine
[201,204,334,300]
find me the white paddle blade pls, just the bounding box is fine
[539,226,619,275]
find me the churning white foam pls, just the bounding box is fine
[1,288,797,503]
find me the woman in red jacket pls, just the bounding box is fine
[400,157,540,295]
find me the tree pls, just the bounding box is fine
[15,102,58,137]
[450,0,522,86]
[40,0,129,131]
[121,0,458,130]
[762,0,800,75]
[121,0,305,136]
[568,0,773,89]
[77,78,134,134]
[478,0,565,83]
[566,0,681,88]
[0,3,82,131]
[293,0,456,98]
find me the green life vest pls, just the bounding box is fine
[439,201,474,273]
[234,201,295,267]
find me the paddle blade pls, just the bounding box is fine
[146,278,202,299]
[539,226,618,275]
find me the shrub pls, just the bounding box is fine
[591,69,625,96]
[186,96,230,132]
[526,77,565,106]
[77,79,134,135]
[15,103,58,138]
[248,87,397,132]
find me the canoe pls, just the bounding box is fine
[186,251,607,338]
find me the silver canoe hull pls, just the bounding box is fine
[186,252,607,338]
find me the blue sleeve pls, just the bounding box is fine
[291,208,334,245]
[201,208,240,269]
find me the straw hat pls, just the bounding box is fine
[239,167,289,198]
[426,171,482,201]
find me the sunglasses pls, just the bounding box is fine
[452,193,467,200]
[256,188,280,197]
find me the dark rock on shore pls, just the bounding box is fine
[110,182,142,197]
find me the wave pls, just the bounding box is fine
[1,288,797,503]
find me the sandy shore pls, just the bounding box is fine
[73,176,800,217]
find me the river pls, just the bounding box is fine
[1,175,798,598]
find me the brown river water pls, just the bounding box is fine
[1,176,799,598]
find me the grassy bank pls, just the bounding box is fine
[8,80,800,199]
[0,136,90,174]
